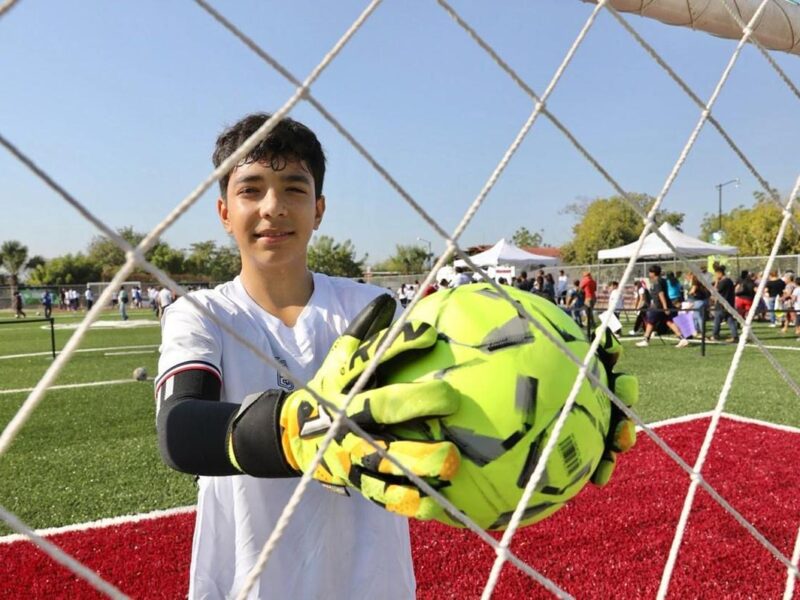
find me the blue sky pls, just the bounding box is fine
[1,1,798,264]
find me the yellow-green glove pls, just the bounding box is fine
[590,328,639,486]
[278,294,461,519]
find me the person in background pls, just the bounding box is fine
[685,271,709,337]
[157,285,174,318]
[450,266,472,288]
[41,290,52,318]
[541,273,556,303]
[515,270,533,292]
[118,287,129,321]
[84,286,94,311]
[764,271,786,327]
[13,291,26,319]
[629,279,650,336]
[579,271,597,329]
[711,264,739,343]
[734,270,756,318]
[636,265,690,348]
[565,279,585,327]
[665,271,683,307]
[556,269,569,305]
[607,281,624,319]
[782,273,797,333]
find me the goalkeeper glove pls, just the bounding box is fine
[226,294,461,520]
[590,327,639,486]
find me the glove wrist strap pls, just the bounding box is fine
[227,389,300,478]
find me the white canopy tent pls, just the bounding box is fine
[454,238,558,268]
[597,223,738,260]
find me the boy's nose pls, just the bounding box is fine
[259,189,288,218]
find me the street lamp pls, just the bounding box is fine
[716,178,739,232]
[417,237,432,270]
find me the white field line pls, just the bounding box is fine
[0,344,158,361]
[0,412,795,546]
[0,379,146,396]
[0,506,195,545]
[104,350,157,356]
[618,337,800,352]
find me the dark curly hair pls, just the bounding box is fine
[212,113,326,199]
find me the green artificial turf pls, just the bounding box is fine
[0,308,798,534]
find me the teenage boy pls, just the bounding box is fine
[155,114,460,599]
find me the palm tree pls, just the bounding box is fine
[0,240,30,293]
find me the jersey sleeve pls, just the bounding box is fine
[156,296,223,403]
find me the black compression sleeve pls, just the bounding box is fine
[156,368,298,478]
[156,368,241,476]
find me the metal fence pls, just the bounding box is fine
[4,254,799,310]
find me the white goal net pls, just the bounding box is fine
[0,0,799,598]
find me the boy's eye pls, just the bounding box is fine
[286,187,305,193]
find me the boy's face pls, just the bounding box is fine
[217,157,325,274]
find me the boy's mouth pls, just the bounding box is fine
[254,230,293,241]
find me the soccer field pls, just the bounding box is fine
[1,308,799,597]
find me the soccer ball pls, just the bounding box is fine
[132,367,148,382]
[385,283,611,530]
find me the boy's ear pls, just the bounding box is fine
[217,197,232,233]
[313,195,326,230]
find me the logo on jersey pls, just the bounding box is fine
[275,357,295,391]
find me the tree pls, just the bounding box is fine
[0,240,30,291]
[185,240,241,281]
[307,235,365,277]
[27,253,101,286]
[511,227,543,248]
[699,191,800,255]
[86,226,148,280]
[149,242,187,275]
[373,244,429,274]
[560,193,684,264]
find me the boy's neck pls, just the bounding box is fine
[240,264,315,327]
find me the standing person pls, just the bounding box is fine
[155,113,461,599]
[711,264,740,342]
[133,286,142,309]
[41,290,52,318]
[13,291,26,319]
[565,279,585,326]
[556,270,568,305]
[607,281,624,319]
[764,271,786,327]
[636,265,690,348]
[156,286,174,318]
[781,273,796,332]
[734,270,756,318]
[84,286,94,311]
[515,270,533,292]
[792,281,800,337]
[579,271,597,329]
[541,273,556,303]
[118,287,129,321]
[59,288,66,311]
[629,279,651,336]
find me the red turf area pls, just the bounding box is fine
[2,417,798,599]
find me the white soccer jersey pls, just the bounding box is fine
[157,274,415,600]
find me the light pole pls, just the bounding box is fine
[417,237,432,270]
[716,178,739,232]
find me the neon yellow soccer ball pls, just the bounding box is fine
[386,283,612,530]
